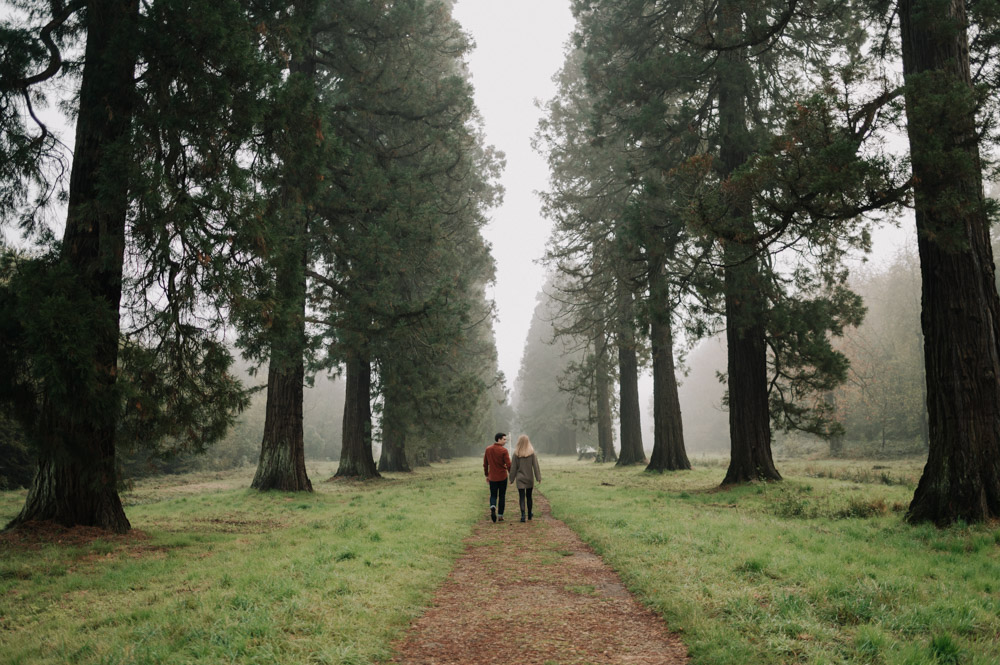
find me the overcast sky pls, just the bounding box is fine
[451,0,577,389]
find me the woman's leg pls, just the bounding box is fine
[526,487,533,519]
[518,488,526,516]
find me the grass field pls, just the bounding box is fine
[0,461,483,665]
[542,456,1000,665]
[2,456,998,665]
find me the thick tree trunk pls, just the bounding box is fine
[899,0,1000,524]
[378,396,411,472]
[251,39,320,492]
[252,353,312,491]
[616,290,645,465]
[252,230,311,490]
[336,355,380,479]
[8,0,139,533]
[717,0,780,485]
[647,308,690,472]
[595,339,617,463]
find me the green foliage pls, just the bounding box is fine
[0,252,120,440]
[542,0,909,454]
[116,339,251,464]
[0,412,32,489]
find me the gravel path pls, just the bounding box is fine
[391,492,689,664]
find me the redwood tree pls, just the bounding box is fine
[898,0,1000,524]
[1,0,265,530]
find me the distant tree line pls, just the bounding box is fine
[0,0,508,532]
[533,0,1000,524]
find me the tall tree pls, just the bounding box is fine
[299,0,501,477]
[570,0,890,484]
[514,279,593,455]
[896,0,1000,524]
[248,0,327,492]
[1,0,264,531]
[615,284,646,465]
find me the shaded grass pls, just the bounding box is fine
[0,460,482,665]
[543,457,1000,665]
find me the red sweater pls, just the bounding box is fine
[483,443,511,481]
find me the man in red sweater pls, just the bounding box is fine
[483,433,511,522]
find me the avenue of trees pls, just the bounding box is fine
[0,0,506,532]
[3,0,1000,531]
[530,0,1000,524]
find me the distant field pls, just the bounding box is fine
[2,455,998,665]
[544,456,1000,665]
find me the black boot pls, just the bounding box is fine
[520,511,526,522]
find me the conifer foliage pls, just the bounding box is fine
[0,0,503,529]
[541,0,1000,522]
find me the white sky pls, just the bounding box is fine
[451,0,577,388]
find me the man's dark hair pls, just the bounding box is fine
[494,432,506,442]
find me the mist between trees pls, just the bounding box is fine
[523,0,1000,526]
[0,0,512,531]
[2,0,1000,531]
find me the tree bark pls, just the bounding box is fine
[378,394,411,472]
[899,0,1000,524]
[616,289,645,465]
[251,348,312,491]
[717,0,780,485]
[646,305,690,471]
[8,0,139,533]
[336,354,380,479]
[595,334,617,463]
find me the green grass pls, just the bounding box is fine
[542,456,1000,665]
[0,460,482,665]
[4,455,999,665]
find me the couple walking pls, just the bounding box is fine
[483,433,542,523]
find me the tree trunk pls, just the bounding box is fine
[646,307,690,472]
[378,395,411,472]
[555,425,578,455]
[252,352,311,491]
[7,0,139,533]
[826,392,844,457]
[595,336,617,463]
[251,31,320,492]
[616,290,645,465]
[717,0,780,485]
[336,355,380,479]
[899,0,1000,524]
[252,227,311,490]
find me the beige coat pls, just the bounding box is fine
[509,453,541,489]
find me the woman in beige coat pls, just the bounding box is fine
[509,435,542,522]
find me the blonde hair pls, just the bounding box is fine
[514,434,535,457]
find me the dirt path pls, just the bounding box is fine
[391,493,689,665]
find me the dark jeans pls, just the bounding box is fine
[489,479,507,516]
[518,487,534,517]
